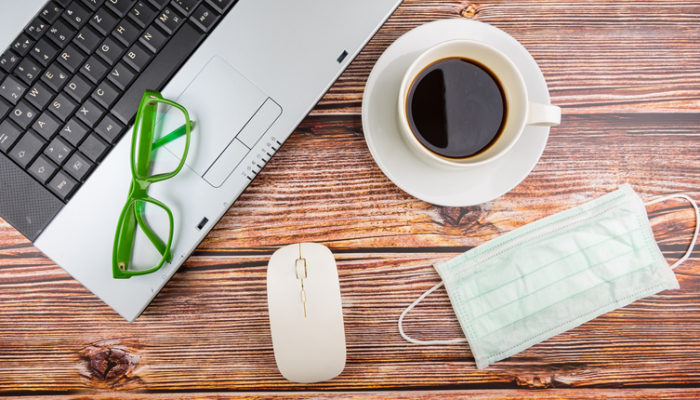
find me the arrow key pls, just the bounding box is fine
[10,130,46,168]
[29,155,58,184]
[44,136,74,165]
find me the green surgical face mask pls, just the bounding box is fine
[399,184,699,369]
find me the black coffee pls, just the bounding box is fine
[407,58,506,159]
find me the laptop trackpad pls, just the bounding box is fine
[161,56,281,187]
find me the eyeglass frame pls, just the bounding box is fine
[112,89,193,279]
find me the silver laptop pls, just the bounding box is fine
[0,0,401,321]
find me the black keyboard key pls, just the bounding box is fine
[129,1,157,28]
[63,1,91,28]
[172,0,201,16]
[156,7,185,34]
[190,4,218,32]
[0,75,27,105]
[79,133,109,162]
[10,101,40,130]
[14,58,42,85]
[25,17,50,41]
[58,45,86,73]
[90,8,119,36]
[81,55,109,83]
[82,0,107,11]
[29,155,59,184]
[48,92,77,121]
[0,120,23,153]
[12,34,35,56]
[45,136,74,165]
[48,170,79,200]
[96,37,125,66]
[26,81,56,110]
[60,117,90,146]
[65,151,93,181]
[47,19,76,48]
[0,98,10,119]
[112,23,204,124]
[55,0,73,7]
[107,62,135,90]
[149,0,170,9]
[0,51,20,73]
[95,114,124,143]
[92,79,120,108]
[40,2,65,24]
[65,74,94,103]
[113,19,141,47]
[31,38,59,67]
[41,63,70,91]
[205,0,235,14]
[107,0,138,17]
[77,99,105,128]
[140,24,167,52]
[74,26,102,54]
[33,111,62,140]
[123,43,151,72]
[10,130,46,168]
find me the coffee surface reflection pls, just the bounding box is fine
[407,58,507,159]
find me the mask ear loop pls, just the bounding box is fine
[644,194,699,269]
[398,281,468,345]
[399,194,699,345]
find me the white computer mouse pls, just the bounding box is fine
[266,243,346,383]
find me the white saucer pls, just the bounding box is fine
[362,19,552,207]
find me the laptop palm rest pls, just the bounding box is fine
[161,56,282,188]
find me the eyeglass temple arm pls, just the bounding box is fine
[115,185,138,271]
[134,201,173,263]
[151,121,195,151]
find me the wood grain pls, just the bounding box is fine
[8,389,700,400]
[316,0,700,115]
[1,0,700,396]
[1,114,698,392]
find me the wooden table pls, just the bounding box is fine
[1,1,699,398]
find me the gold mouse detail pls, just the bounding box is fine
[295,244,308,317]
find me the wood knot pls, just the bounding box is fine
[437,206,484,228]
[459,3,480,18]
[515,374,553,389]
[80,343,141,389]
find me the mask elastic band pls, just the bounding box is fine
[399,194,699,346]
[644,194,699,269]
[398,281,468,345]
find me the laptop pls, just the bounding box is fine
[0,0,402,321]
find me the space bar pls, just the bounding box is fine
[112,23,205,125]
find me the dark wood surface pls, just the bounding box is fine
[1,0,699,397]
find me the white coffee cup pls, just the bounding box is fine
[397,39,560,169]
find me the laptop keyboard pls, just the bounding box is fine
[0,0,237,240]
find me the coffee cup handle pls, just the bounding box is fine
[526,102,561,127]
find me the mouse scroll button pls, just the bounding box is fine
[295,258,307,280]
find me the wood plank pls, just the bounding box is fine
[9,389,700,400]
[1,112,699,391]
[316,0,700,114]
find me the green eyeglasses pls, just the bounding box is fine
[112,90,193,279]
